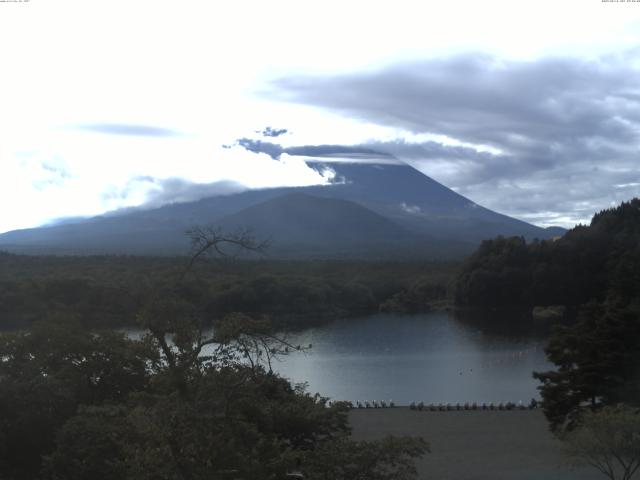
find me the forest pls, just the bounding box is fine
[0,252,454,331]
[452,199,640,311]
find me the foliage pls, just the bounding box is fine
[0,253,457,331]
[533,304,640,432]
[0,230,428,480]
[561,405,640,480]
[0,316,426,480]
[452,199,640,309]
[0,318,154,480]
[379,277,447,313]
[43,376,336,480]
[302,435,430,480]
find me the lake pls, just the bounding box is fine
[125,311,553,405]
[268,312,552,405]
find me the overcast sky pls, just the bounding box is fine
[2,0,640,233]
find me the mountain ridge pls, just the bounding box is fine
[0,161,565,258]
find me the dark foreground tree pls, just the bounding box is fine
[303,435,429,480]
[0,316,154,480]
[533,303,640,432]
[561,405,640,480]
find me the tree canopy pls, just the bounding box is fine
[533,303,640,432]
[0,228,429,480]
[0,251,454,331]
[452,199,640,310]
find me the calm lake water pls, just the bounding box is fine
[267,312,552,405]
[125,311,552,405]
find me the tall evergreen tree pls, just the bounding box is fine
[533,304,640,432]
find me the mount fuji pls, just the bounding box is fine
[0,161,564,258]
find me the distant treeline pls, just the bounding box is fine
[452,198,640,311]
[0,253,456,330]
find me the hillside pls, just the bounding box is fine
[301,162,553,243]
[217,193,424,257]
[452,198,640,309]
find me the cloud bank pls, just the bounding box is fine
[236,138,396,162]
[270,54,640,226]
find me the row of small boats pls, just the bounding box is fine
[408,400,538,411]
[327,400,540,410]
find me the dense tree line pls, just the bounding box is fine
[0,253,455,330]
[453,199,640,310]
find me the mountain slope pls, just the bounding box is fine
[220,192,408,242]
[216,192,454,258]
[299,162,556,241]
[0,161,563,257]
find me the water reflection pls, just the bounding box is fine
[272,312,551,405]
[452,307,553,338]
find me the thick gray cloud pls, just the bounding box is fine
[271,54,640,226]
[236,138,285,159]
[236,138,395,161]
[78,123,181,137]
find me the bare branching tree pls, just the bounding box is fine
[212,312,310,374]
[138,225,303,394]
[181,226,268,282]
